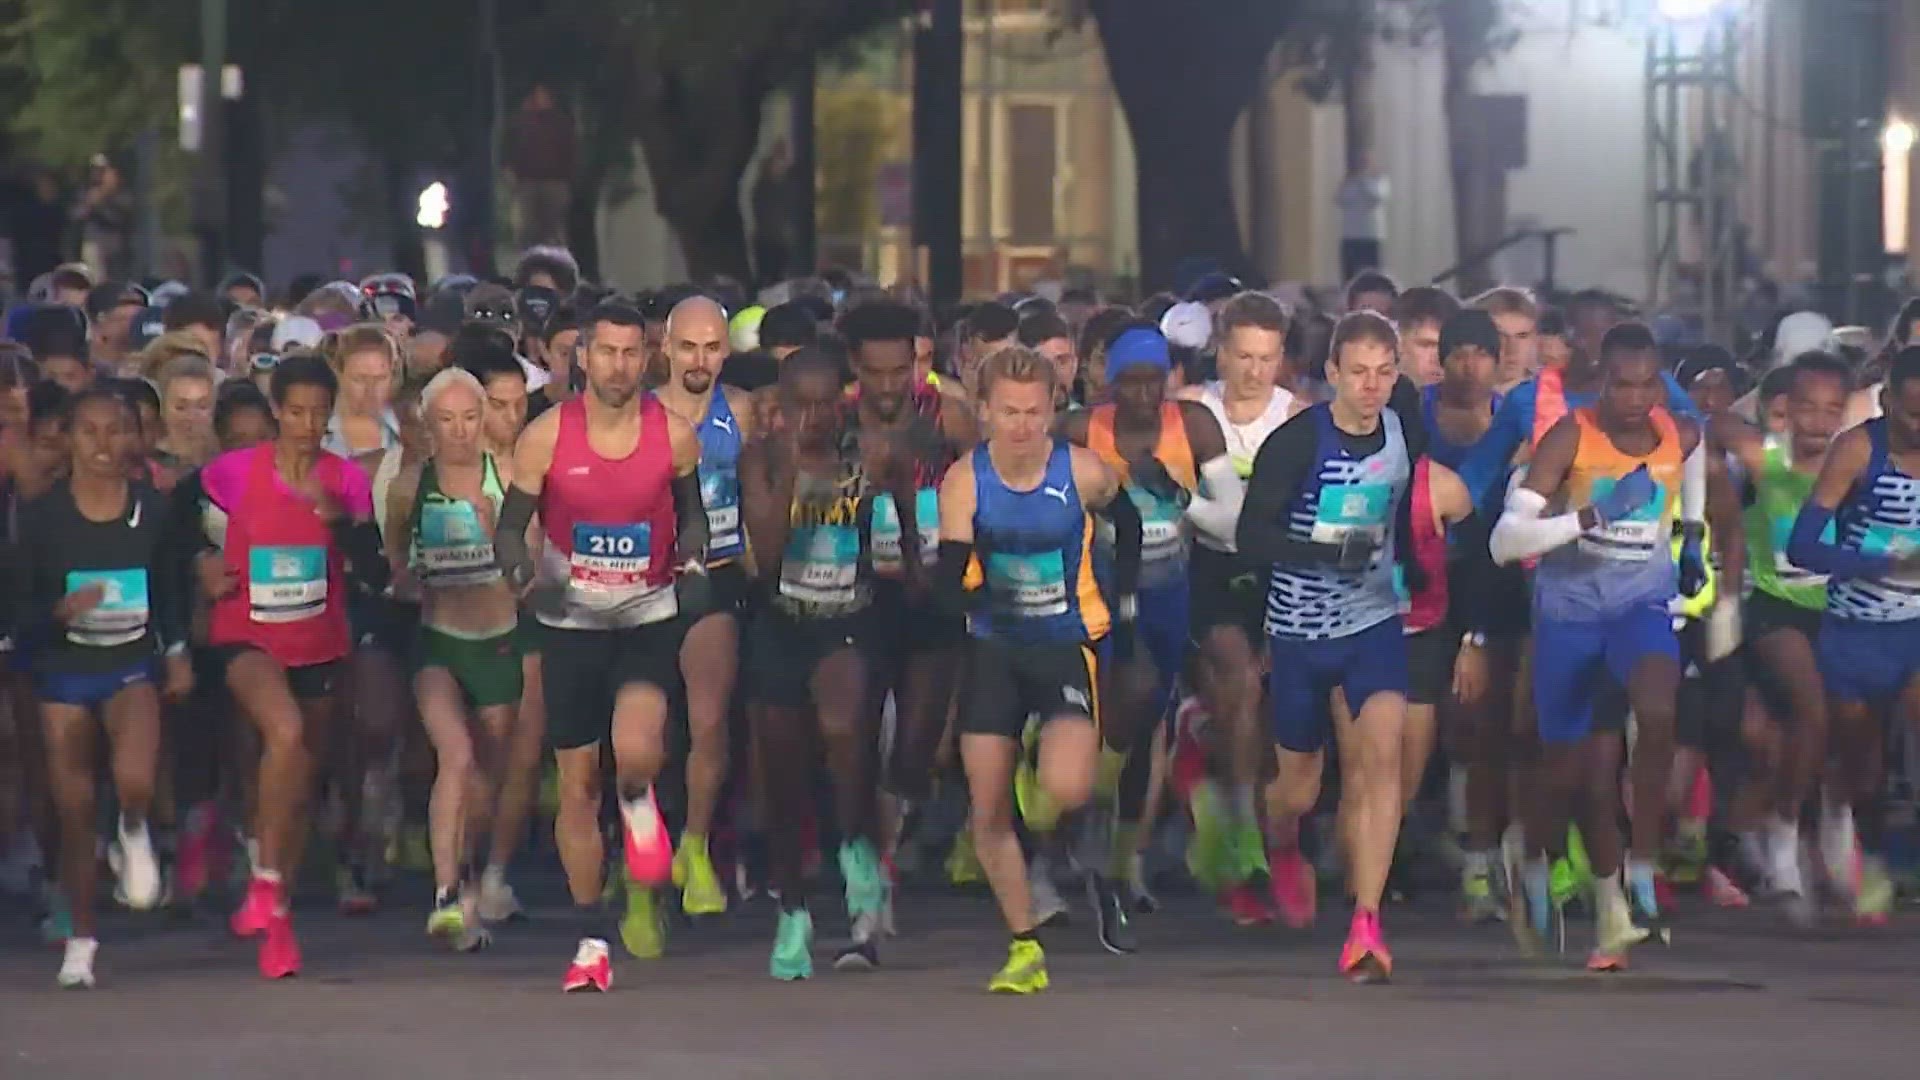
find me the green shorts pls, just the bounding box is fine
[416,626,525,709]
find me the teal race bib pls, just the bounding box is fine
[779,524,861,607]
[987,550,1068,618]
[65,568,150,646]
[417,500,498,587]
[701,470,741,552]
[1310,481,1389,545]
[1578,476,1668,562]
[872,487,939,570]
[249,545,327,623]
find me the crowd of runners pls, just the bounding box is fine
[0,250,1915,994]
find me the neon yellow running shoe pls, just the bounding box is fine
[620,883,665,959]
[987,938,1049,994]
[426,899,466,942]
[946,829,985,886]
[673,835,727,916]
[1184,781,1234,889]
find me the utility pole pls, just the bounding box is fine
[194,0,228,285]
[913,0,963,301]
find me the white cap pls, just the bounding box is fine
[518,353,552,393]
[1772,310,1834,368]
[270,315,324,352]
[1160,301,1212,350]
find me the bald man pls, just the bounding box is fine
[652,295,757,916]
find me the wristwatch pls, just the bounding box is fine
[1460,630,1487,649]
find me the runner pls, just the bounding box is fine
[1390,287,1460,387]
[387,367,524,952]
[651,294,753,918]
[152,356,219,481]
[1173,293,1295,916]
[197,354,389,979]
[739,347,920,978]
[1490,321,1711,968]
[1060,323,1230,950]
[1237,310,1413,982]
[491,301,709,991]
[935,345,1136,993]
[1786,344,1920,926]
[15,387,191,987]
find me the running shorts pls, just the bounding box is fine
[958,637,1100,739]
[203,644,344,700]
[539,619,686,751]
[1404,626,1459,707]
[870,577,966,664]
[1817,615,1920,705]
[746,605,872,709]
[1188,546,1265,644]
[1267,617,1408,754]
[1745,589,1823,645]
[1531,603,1678,745]
[35,659,154,708]
[416,625,524,709]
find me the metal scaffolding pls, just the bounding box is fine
[1645,8,1743,341]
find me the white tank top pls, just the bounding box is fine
[1194,380,1294,553]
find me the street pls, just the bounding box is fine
[1,877,1914,1079]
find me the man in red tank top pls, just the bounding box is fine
[491,301,710,993]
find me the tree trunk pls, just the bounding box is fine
[1091,0,1290,293]
[1437,0,1503,296]
[630,62,771,285]
[659,185,754,282]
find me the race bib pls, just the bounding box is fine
[871,488,939,570]
[569,522,653,604]
[249,545,327,623]
[986,550,1068,619]
[779,524,861,606]
[701,469,741,553]
[1577,475,1665,562]
[418,500,498,587]
[65,568,150,647]
[1309,481,1389,546]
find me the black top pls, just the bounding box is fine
[14,479,189,675]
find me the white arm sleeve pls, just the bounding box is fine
[1681,438,1707,524]
[1489,487,1585,565]
[1183,455,1244,548]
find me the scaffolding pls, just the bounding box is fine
[1645,9,1743,341]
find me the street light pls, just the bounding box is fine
[1884,118,1917,157]
[417,182,451,281]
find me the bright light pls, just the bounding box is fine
[1656,0,1728,20]
[1885,118,1917,157]
[416,182,449,230]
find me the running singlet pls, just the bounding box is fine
[1458,371,1697,512]
[1086,402,1195,589]
[1745,437,1828,611]
[774,447,871,619]
[204,444,371,667]
[1264,405,1410,641]
[861,383,949,577]
[696,391,745,564]
[1534,407,1683,622]
[1191,381,1292,553]
[1828,419,1920,624]
[411,456,504,591]
[1421,383,1504,473]
[534,395,679,630]
[963,440,1110,646]
[15,480,179,673]
[1394,457,1449,634]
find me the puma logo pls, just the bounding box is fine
[710,416,733,434]
[1042,485,1070,505]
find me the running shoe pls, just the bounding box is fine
[1564,825,1594,894]
[1459,863,1502,924]
[987,938,1048,994]
[1626,863,1668,943]
[1269,849,1316,929]
[1819,804,1856,897]
[1230,820,1269,882]
[174,804,220,901]
[1123,851,1160,915]
[1764,821,1810,922]
[258,910,301,979]
[620,883,665,959]
[1663,827,1708,886]
[427,897,467,944]
[770,907,814,981]
[620,789,673,887]
[563,937,612,993]
[1705,866,1752,910]
[1856,855,1894,927]
[1518,859,1559,955]
[837,838,885,919]
[1339,908,1392,983]
[1222,882,1276,927]
[673,835,727,916]
[109,818,163,910]
[1029,855,1069,928]
[833,910,881,972]
[57,937,97,989]
[1087,873,1137,954]
[1184,781,1234,890]
[230,875,277,938]
[1590,885,1647,971]
[476,867,525,924]
[336,865,378,917]
[945,830,985,886]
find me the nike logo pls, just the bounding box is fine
[1042,486,1070,505]
[128,502,142,528]
[711,416,733,434]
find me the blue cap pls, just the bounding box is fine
[1106,327,1171,383]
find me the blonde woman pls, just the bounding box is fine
[152,355,220,477]
[323,325,403,458]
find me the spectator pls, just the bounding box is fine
[506,85,576,248]
[74,157,132,279]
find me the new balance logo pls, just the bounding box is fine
[1042,485,1070,505]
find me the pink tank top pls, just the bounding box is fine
[536,395,678,627]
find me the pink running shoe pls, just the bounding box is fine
[1339,908,1392,983]
[620,790,673,887]
[1269,850,1316,930]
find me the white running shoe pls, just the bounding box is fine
[58,937,97,989]
[1028,856,1068,928]
[1819,803,1857,898]
[111,819,162,910]
[1766,818,1806,897]
[476,867,524,924]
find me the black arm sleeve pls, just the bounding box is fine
[1390,374,1429,461]
[932,540,976,618]
[671,468,708,565]
[493,485,539,588]
[146,490,191,652]
[1445,508,1496,636]
[334,519,390,597]
[1095,486,1142,601]
[1234,416,1346,567]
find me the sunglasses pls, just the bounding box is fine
[250,353,280,372]
[367,293,417,321]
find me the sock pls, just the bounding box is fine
[435,885,456,908]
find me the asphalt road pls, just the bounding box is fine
[1,878,1914,1079]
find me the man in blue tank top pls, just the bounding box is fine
[1786,344,1920,925]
